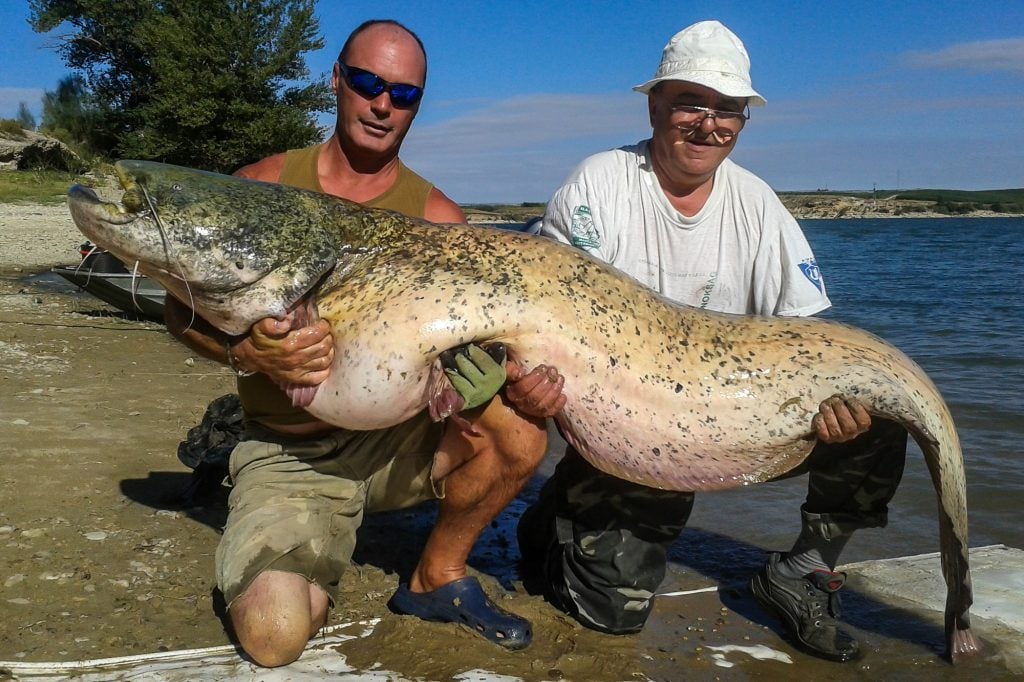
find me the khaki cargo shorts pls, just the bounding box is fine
[215,412,445,607]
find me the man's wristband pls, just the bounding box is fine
[225,340,256,378]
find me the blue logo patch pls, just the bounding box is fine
[798,260,824,292]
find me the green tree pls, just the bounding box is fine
[29,0,332,172]
[41,74,97,143]
[16,102,37,130]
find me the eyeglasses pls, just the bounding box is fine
[337,62,424,108]
[670,104,749,142]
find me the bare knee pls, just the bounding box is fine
[229,570,328,667]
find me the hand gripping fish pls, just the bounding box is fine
[66,161,978,661]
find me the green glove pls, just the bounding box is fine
[442,343,507,410]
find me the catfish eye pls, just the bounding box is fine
[235,261,244,270]
[172,183,182,191]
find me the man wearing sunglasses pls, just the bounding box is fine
[165,19,560,666]
[516,20,908,664]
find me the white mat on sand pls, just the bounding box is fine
[0,619,387,681]
[0,616,516,682]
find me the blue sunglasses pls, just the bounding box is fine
[337,62,424,108]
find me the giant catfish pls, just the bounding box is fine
[66,160,978,661]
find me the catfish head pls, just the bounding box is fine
[67,160,341,335]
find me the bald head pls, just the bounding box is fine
[338,20,427,86]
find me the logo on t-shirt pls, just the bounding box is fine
[569,205,600,249]
[699,271,718,309]
[798,259,824,292]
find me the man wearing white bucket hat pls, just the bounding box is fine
[518,20,908,663]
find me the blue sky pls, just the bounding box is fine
[2,1,1023,202]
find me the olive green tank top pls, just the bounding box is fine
[238,143,435,430]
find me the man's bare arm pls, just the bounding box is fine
[164,294,237,364]
[164,295,334,384]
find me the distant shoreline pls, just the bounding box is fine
[464,201,1024,225]
[779,194,1024,220]
[464,190,1024,223]
[795,213,1024,220]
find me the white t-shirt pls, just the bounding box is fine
[542,140,831,317]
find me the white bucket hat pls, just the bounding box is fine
[633,20,766,106]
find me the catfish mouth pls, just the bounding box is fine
[67,184,142,226]
[68,160,152,228]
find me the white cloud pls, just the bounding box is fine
[737,135,1024,192]
[0,87,45,120]
[396,82,1024,201]
[735,84,1024,191]
[391,83,1024,201]
[903,37,1024,74]
[400,92,651,203]
[409,92,647,153]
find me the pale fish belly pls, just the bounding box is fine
[554,365,822,492]
[305,323,434,429]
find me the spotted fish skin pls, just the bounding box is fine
[66,160,976,661]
